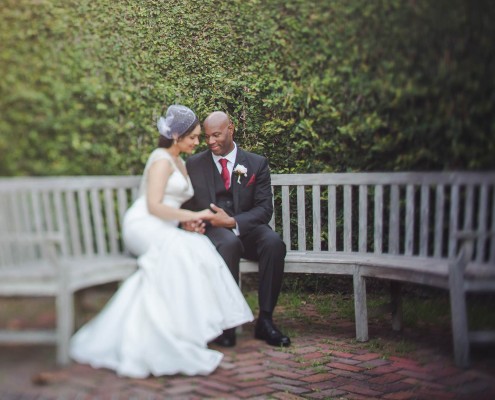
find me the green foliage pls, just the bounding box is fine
[1,0,493,176]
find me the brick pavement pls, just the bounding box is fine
[1,312,495,400]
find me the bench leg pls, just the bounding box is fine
[449,259,470,368]
[353,270,368,342]
[390,281,403,332]
[56,289,74,365]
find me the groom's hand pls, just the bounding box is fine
[209,203,237,229]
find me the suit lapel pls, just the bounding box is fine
[232,148,248,214]
[201,151,216,204]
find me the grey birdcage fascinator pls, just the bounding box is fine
[157,105,197,139]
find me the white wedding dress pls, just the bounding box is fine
[70,148,253,378]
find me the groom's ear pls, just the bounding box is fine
[228,121,235,135]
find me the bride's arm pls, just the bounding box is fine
[147,159,212,222]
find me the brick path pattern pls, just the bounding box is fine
[1,314,494,400]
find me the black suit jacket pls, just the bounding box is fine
[184,148,273,236]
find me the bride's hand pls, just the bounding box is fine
[183,209,213,234]
[195,209,214,220]
[182,219,206,234]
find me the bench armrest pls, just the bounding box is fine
[0,232,64,266]
[451,230,495,272]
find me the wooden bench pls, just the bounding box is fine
[241,172,495,368]
[1,172,494,368]
[0,176,140,364]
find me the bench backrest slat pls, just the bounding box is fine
[42,191,54,232]
[434,185,445,258]
[66,190,82,256]
[404,185,415,256]
[374,185,383,254]
[117,187,130,230]
[464,185,475,232]
[53,190,68,256]
[419,185,430,257]
[296,185,306,251]
[281,186,291,250]
[21,192,36,261]
[312,185,321,251]
[104,188,119,255]
[358,185,367,253]
[343,185,352,252]
[476,185,489,263]
[448,185,460,258]
[90,188,106,256]
[328,185,337,251]
[389,185,400,255]
[31,190,43,236]
[78,189,94,257]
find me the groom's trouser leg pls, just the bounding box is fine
[205,227,243,284]
[242,225,286,314]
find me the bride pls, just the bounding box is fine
[70,105,254,378]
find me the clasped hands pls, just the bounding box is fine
[182,203,236,234]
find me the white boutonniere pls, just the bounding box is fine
[233,164,248,184]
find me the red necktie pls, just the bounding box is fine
[219,158,230,190]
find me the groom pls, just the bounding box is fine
[183,111,290,348]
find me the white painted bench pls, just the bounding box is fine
[1,172,494,368]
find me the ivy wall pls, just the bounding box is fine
[0,0,493,176]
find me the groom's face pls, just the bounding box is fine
[204,120,235,157]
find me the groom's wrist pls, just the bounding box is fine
[227,216,237,229]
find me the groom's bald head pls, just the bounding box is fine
[204,111,230,127]
[203,111,235,156]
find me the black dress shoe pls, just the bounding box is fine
[212,328,236,347]
[254,319,291,347]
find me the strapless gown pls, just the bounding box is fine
[69,148,253,378]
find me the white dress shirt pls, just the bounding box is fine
[211,143,237,180]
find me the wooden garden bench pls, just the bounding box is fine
[0,176,140,365]
[1,172,494,368]
[241,172,495,368]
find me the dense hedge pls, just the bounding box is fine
[1,0,494,176]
